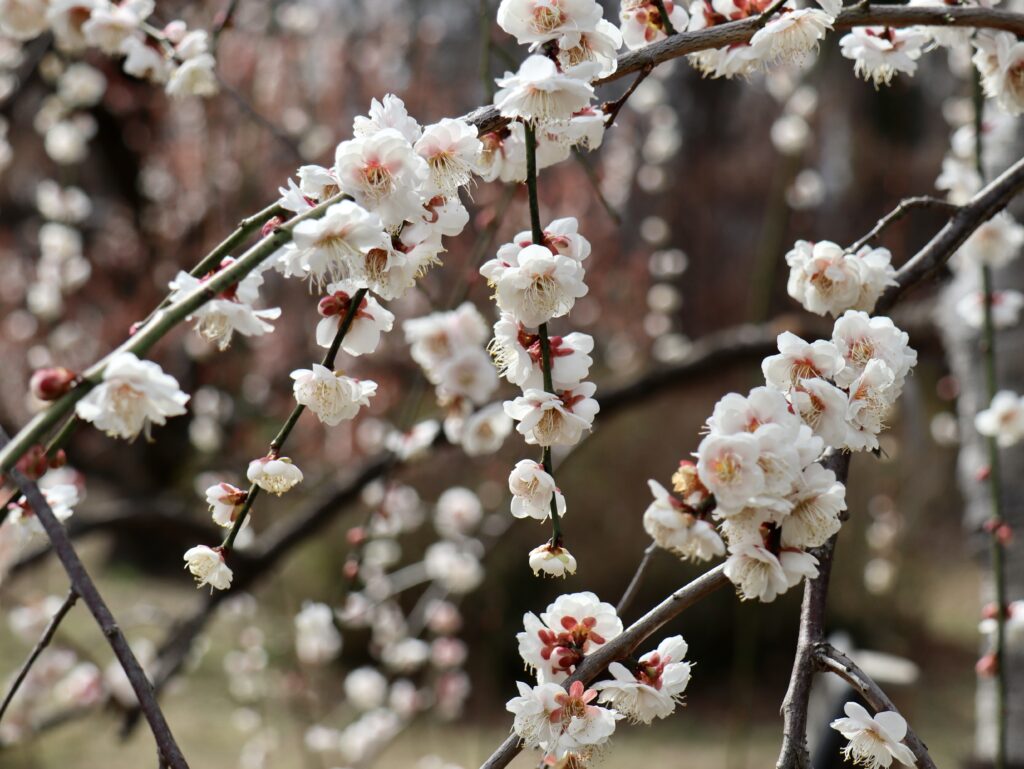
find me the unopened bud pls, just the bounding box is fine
[48,449,67,470]
[976,652,999,677]
[343,560,360,580]
[975,465,991,482]
[261,216,284,238]
[318,292,349,318]
[30,367,78,401]
[346,526,366,545]
[15,445,49,480]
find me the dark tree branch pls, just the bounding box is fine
[775,452,849,769]
[878,152,1024,313]
[616,543,658,616]
[816,643,939,769]
[0,429,190,769]
[0,588,78,724]
[848,196,959,254]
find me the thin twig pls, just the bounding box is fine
[847,196,959,253]
[1,429,190,769]
[652,0,678,35]
[602,64,653,129]
[0,588,78,723]
[816,644,939,769]
[616,543,658,615]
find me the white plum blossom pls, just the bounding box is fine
[206,482,247,528]
[494,244,588,326]
[528,543,578,577]
[0,0,49,39]
[643,480,724,561]
[975,390,1024,447]
[286,200,388,287]
[353,94,423,144]
[423,541,484,594]
[831,311,917,394]
[415,119,482,199]
[839,27,927,87]
[973,31,1024,117]
[458,402,515,455]
[954,211,1024,269]
[291,365,377,426]
[593,634,691,723]
[557,19,623,77]
[789,377,854,449]
[762,331,844,392]
[506,679,619,756]
[494,55,595,124]
[496,0,605,48]
[166,54,218,99]
[509,459,567,520]
[75,352,189,440]
[750,8,833,65]
[168,262,281,350]
[334,129,429,230]
[246,455,303,495]
[829,702,917,769]
[344,667,389,711]
[955,289,1024,330]
[723,543,819,602]
[779,463,846,548]
[620,0,688,50]
[523,332,594,390]
[518,592,622,681]
[183,545,233,591]
[82,0,153,53]
[294,602,343,665]
[436,350,500,406]
[316,283,395,356]
[504,383,599,447]
[786,240,896,316]
[695,433,765,512]
[489,314,538,386]
[434,487,483,538]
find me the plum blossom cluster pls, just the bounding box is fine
[403,302,513,456]
[687,0,838,80]
[649,311,916,602]
[509,592,692,764]
[179,94,489,590]
[0,0,218,99]
[0,468,82,581]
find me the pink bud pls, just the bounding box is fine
[976,652,999,677]
[30,367,78,401]
[261,216,284,238]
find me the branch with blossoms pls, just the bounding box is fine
[7,0,1024,766]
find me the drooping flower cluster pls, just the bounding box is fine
[484,217,599,575]
[839,27,927,88]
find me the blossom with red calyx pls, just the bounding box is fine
[517,592,622,682]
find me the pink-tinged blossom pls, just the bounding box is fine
[316,283,395,356]
[643,479,724,561]
[504,382,599,447]
[206,482,247,528]
[494,55,595,124]
[415,118,482,199]
[723,542,818,602]
[517,592,622,682]
[507,679,620,756]
[291,364,377,426]
[839,26,927,87]
[75,352,189,440]
[334,129,429,230]
[286,200,389,288]
[762,331,844,391]
[494,244,589,326]
[975,390,1024,447]
[593,634,691,723]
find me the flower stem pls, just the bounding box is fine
[221,287,368,552]
[524,121,564,546]
[973,74,1008,769]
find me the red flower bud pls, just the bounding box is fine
[975,465,991,482]
[30,367,78,401]
[48,449,67,470]
[15,445,49,481]
[976,652,999,677]
[261,216,284,238]
[343,560,360,580]
[346,527,366,545]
